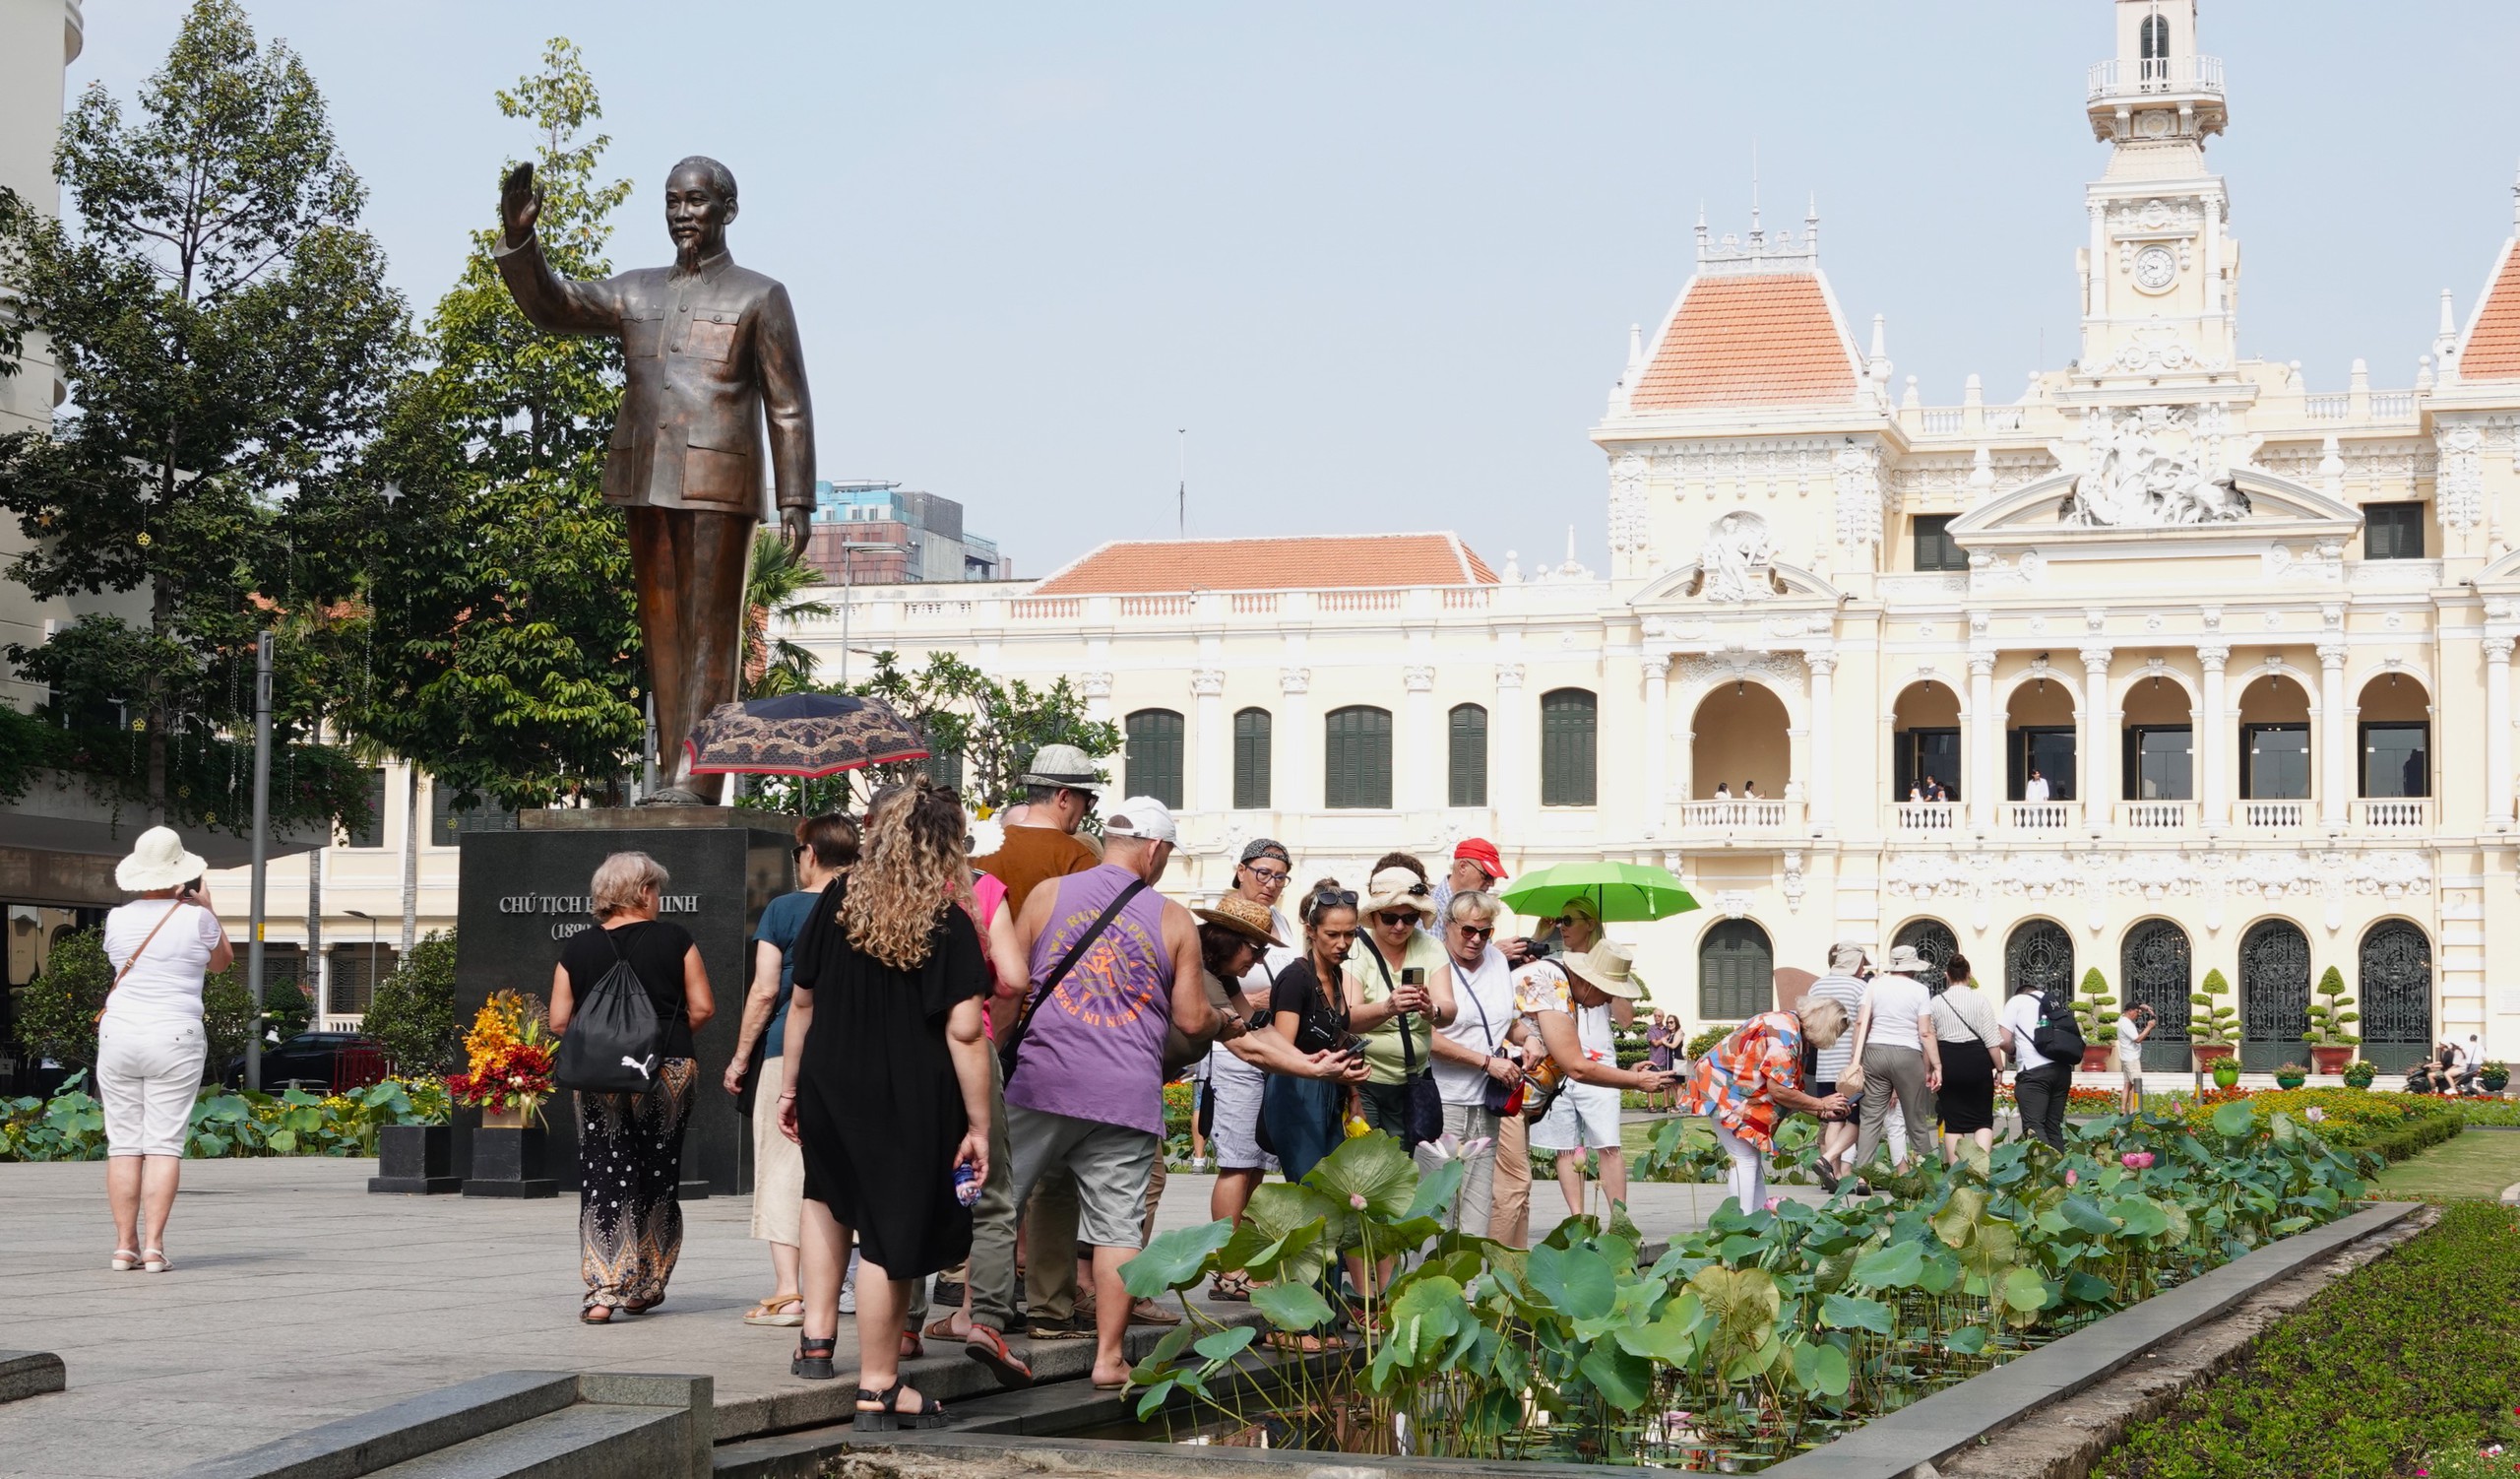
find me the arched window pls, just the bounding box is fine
[1231,708,1272,810]
[1124,708,1184,809]
[2120,920,2193,1072]
[1892,920,1960,982]
[2357,920,2432,1074]
[2238,919,2311,1071]
[1324,706,1393,809]
[1541,688,1598,806]
[1699,921,1774,1021]
[2139,12,2171,82]
[1448,703,1489,807]
[2004,919,2074,1002]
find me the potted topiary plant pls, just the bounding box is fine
[2303,965,2359,1075]
[2189,967,2239,1074]
[2072,966,2119,1071]
[2485,1061,2511,1093]
[2342,1059,2377,1089]
[2274,1061,2306,1090]
[2211,1057,2243,1089]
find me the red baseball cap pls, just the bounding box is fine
[1453,837,1508,881]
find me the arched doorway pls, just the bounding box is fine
[1690,682,1791,801]
[2005,674,2077,804]
[1699,921,1774,1022]
[1892,919,1960,982]
[2120,920,2193,1071]
[2004,919,2073,1003]
[2238,919,2311,1070]
[1891,680,1963,808]
[2357,920,2433,1074]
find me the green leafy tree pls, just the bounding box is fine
[336,38,643,810]
[14,930,109,1071]
[362,930,461,1077]
[203,964,313,1074]
[744,528,834,697]
[0,0,407,829]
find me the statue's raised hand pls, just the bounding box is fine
[499,162,541,248]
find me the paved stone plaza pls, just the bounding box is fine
[0,1157,1743,1479]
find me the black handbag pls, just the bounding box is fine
[554,925,671,1095]
[1361,942,1445,1148]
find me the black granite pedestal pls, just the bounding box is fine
[426,807,792,1200]
[464,1125,557,1197]
[368,1124,460,1193]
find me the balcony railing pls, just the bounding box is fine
[2236,799,2308,829]
[2004,802,2078,831]
[2116,801,2197,831]
[2354,798,2431,830]
[2087,54,2225,100]
[1894,802,1962,833]
[1682,800,1789,831]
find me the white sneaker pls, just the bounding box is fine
[838,1281,856,1315]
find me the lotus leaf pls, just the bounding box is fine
[1122,1219,1234,1297]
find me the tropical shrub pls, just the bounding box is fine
[0,1073,440,1161]
[203,963,315,1070]
[2189,968,2237,1046]
[2303,966,2359,1047]
[1684,1024,1734,1061]
[12,928,110,1070]
[2075,967,2118,1044]
[2097,1202,2520,1479]
[1124,1103,2374,1470]
[362,930,462,1076]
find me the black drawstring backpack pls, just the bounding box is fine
[555,925,670,1094]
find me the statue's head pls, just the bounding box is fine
[665,156,738,267]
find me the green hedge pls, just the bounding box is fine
[2359,1115,2467,1166]
[2098,1201,2520,1478]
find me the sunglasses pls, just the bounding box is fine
[1310,889,1358,909]
[1454,923,1496,939]
[1375,911,1418,928]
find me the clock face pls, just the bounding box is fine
[2133,244,2177,292]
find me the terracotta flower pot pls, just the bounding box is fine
[2082,1045,2117,1072]
[2309,1045,2353,1075]
[2191,1043,2236,1072]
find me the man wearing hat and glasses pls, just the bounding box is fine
[974,744,1103,916]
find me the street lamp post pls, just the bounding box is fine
[344,908,379,1023]
[836,538,911,690]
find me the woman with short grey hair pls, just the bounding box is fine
[550,850,716,1322]
[1423,889,1526,1232]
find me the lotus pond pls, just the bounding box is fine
[1118,1101,2377,1471]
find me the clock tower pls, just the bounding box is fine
[2076,0,2237,384]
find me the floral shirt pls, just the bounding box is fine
[1680,1010,1804,1154]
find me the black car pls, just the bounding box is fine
[220,1032,388,1095]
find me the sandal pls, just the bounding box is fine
[140,1249,170,1274]
[791,1335,837,1381]
[110,1249,140,1272]
[923,1314,968,1342]
[1126,1297,1181,1326]
[1209,1270,1252,1303]
[899,1331,924,1361]
[622,1295,662,1315]
[964,1324,1034,1388]
[745,1294,805,1327]
[1263,1329,1348,1355]
[851,1379,948,1431]
[581,1305,615,1325]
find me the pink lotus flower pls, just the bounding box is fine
[2120,1151,2155,1170]
[1763,1197,1781,1212]
[2304,1107,2327,1123]
[1350,1192,1368,1210]
[2064,1169,2078,1186]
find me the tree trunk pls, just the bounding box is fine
[147,571,171,821]
[307,845,325,1022]
[400,765,419,951]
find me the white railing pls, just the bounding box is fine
[1117,594,1193,617]
[2355,798,2431,830]
[2302,394,2350,420]
[2237,799,2308,828]
[1229,592,1280,615]
[2116,801,2197,830]
[1315,590,1403,613]
[1009,597,1081,620]
[1441,587,1492,611]
[1894,802,1962,832]
[1682,800,1788,831]
[2004,802,2077,831]
[1919,409,1964,434]
[2087,54,2225,100]
[2369,391,2417,418]
[1983,406,2025,432]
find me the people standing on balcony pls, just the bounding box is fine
[2004,977,2073,1148]
[98,826,234,1274]
[725,811,858,1330]
[2114,1003,2155,1113]
[1840,944,1942,1179]
[1422,888,1526,1234]
[1922,775,1949,804]
[1262,881,1370,1184]
[1344,868,1456,1144]
[1907,782,1924,803]
[999,797,1220,1391]
[1517,939,1668,1220]
[1928,954,2006,1165]
[1713,782,1732,800]
[1803,943,1871,1191]
[554,851,716,1323]
[1676,999,1851,1212]
[2025,767,2051,804]
[1741,780,1760,801]
[780,779,991,1423]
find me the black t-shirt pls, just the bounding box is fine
[560,919,698,1060]
[1271,957,1350,1058]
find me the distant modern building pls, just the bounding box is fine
[803,480,1008,586]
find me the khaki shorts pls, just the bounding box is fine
[1007,1106,1158,1250]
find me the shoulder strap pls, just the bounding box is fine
[1362,938,1419,1070]
[1001,878,1149,1070]
[1452,958,1500,1054]
[97,901,186,1024]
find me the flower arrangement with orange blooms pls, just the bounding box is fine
[446,991,555,1124]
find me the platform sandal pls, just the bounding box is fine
[791,1335,837,1381]
[851,1380,948,1432]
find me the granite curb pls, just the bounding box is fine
[0,1351,66,1405]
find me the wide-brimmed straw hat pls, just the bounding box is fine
[1192,893,1284,947]
[1017,743,1102,790]
[116,825,209,892]
[1361,866,1436,919]
[1883,944,1929,975]
[1560,939,1642,999]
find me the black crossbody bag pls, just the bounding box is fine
[998,879,1150,1081]
[1360,943,1446,1148]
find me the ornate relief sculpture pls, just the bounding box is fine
[2062,407,2251,528]
[1694,510,1779,602]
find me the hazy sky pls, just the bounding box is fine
[64,2,2520,578]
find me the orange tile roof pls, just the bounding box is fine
[2461,240,2520,379]
[1034,533,1497,594]
[1628,273,1859,410]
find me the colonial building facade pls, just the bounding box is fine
[214,0,2515,1070]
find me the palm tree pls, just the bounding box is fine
[744,528,836,697]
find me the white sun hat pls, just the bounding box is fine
[115,825,209,892]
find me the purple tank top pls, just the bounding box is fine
[1005,864,1173,1135]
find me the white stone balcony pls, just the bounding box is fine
[1680,799,1793,834]
[2115,801,2198,832]
[2353,798,2431,831]
[2087,54,2224,99]
[1893,801,1963,833]
[2002,801,2079,832]
[2235,799,2310,831]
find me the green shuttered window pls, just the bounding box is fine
[1232,708,1272,809]
[1698,920,1774,1020]
[1540,688,1598,806]
[1448,703,1488,807]
[1124,709,1184,808]
[1324,706,1392,809]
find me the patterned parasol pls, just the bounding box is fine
[682,694,931,778]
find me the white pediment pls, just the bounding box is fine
[1947,467,2363,554]
[1630,557,1845,608]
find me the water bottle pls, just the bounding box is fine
[953,1161,981,1208]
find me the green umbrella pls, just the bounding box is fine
[1497,861,1699,924]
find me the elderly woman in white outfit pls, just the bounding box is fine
[99,826,233,1273]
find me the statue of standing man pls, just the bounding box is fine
[494,156,814,804]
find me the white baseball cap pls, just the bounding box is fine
[1102,797,1178,844]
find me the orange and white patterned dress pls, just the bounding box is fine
[1679,1011,1804,1154]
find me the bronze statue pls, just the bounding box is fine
[494,155,814,804]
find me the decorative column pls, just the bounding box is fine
[1803,651,1836,831]
[1404,665,1437,813]
[1641,654,1670,837]
[2488,636,2515,830]
[1968,650,1997,832]
[2079,647,2111,823]
[2198,644,2230,828]
[1192,668,1226,813]
[1279,667,1313,812]
[1492,662,1526,824]
[2317,640,2350,825]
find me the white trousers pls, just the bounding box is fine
[98,1020,206,1158]
[1711,1117,1766,1212]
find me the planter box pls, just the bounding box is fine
[368,1124,460,1194]
[2081,1045,2116,1072]
[2310,1045,2354,1075]
[2191,1043,2236,1071]
[464,1126,557,1198]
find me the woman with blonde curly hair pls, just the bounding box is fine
[780,778,992,1430]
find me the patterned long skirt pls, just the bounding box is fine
[577,1058,696,1311]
